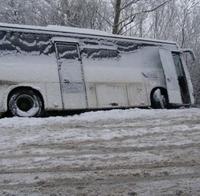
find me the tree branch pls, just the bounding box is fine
[120,0,141,11]
[96,10,113,26]
[116,0,172,33]
[118,15,136,34]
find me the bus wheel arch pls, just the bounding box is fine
[7,87,45,117]
[150,87,169,109]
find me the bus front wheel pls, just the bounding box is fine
[8,89,43,117]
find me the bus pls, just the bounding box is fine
[0,23,195,117]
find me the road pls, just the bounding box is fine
[0,108,200,196]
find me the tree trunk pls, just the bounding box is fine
[112,0,122,34]
[154,11,159,39]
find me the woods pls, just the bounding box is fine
[0,0,200,102]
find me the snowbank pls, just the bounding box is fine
[0,108,199,128]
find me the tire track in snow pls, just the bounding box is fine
[0,109,200,195]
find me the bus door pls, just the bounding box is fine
[55,42,87,109]
[179,52,194,104]
[172,52,191,104]
[159,48,182,104]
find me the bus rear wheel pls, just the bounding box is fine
[151,89,168,109]
[8,89,43,117]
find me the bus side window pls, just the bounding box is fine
[56,44,79,60]
[36,34,53,55]
[0,31,16,52]
[3,32,53,55]
[19,33,37,52]
[81,48,119,59]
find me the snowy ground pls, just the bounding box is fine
[0,108,200,196]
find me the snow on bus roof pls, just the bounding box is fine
[0,23,176,45]
[47,25,110,36]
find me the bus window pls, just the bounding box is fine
[81,48,119,60]
[0,31,53,55]
[56,44,79,60]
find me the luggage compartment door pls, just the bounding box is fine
[159,48,182,104]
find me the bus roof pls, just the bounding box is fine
[0,23,177,46]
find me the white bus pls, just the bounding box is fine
[0,23,195,117]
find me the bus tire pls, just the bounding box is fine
[151,88,168,109]
[8,89,43,117]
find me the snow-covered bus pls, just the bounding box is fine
[0,23,195,117]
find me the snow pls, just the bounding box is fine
[0,107,199,127]
[47,25,111,36]
[0,108,200,195]
[0,53,58,83]
[0,22,177,45]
